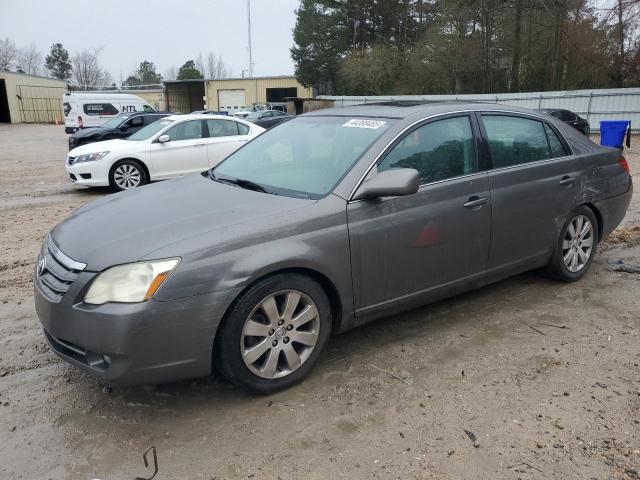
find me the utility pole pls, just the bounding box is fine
[247,0,254,78]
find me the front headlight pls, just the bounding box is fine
[74,151,109,163]
[84,258,180,305]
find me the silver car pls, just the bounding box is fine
[34,103,633,393]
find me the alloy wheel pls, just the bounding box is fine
[562,214,594,273]
[113,164,142,189]
[240,289,320,379]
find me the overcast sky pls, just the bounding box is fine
[0,0,301,80]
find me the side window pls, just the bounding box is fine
[237,122,250,135]
[83,103,118,116]
[544,123,569,158]
[143,104,154,112]
[378,116,476,184]
[482,115,550,168]
[166,120,203,141]
[207,119,241,137]
[143,115,160,126]
[128,116,143,128]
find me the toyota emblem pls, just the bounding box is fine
[37,256,47,277]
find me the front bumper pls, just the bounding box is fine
[65,160,110,187]
[34,249,241,385]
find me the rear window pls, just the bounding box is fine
[83,103,118,116]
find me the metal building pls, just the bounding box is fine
[164,76,312,114]
[0,71,67,124]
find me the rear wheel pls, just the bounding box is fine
[215,273,332,394]
[546,206,598,282]
[109,160,147,192]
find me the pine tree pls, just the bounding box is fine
[45,43,71,80]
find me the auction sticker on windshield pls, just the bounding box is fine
[343,119,387,129]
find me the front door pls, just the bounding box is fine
[478,113,582,279]
[347,114,492,317]
[149,119,208,178]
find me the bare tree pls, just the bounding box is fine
[195,53,206,78]
[18,44,43,75]
[0,37,19,70]
[71,47,105,89]
[164,65,178,80]
[206,52,229,79]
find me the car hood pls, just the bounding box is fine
[51,174,312,271]
[69,138,145,156]
[71,127,117,140]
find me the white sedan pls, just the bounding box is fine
[65,114,265,191]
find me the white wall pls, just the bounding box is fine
[319,87,640,131]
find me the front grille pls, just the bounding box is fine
[36,237,85,303]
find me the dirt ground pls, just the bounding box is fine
[1,124,639,480]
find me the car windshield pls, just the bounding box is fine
[101,113,131,129]
[212,116,394,199]
[127,119,174,141]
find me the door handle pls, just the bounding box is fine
[463,196,488,209]
[559,175,575,186]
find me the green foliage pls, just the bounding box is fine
[123,60,162,87]
[45,43,71,80]
[291,0,640,94]
[177,60,204,80]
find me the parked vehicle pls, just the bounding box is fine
[234,105,266,118]
[65,114,263,191]
[244,109,293,129]
[36,103,632,393]
[68,112,173,150]
[63,92,154,133]
[191,110,229,116]
[537,108,590,136]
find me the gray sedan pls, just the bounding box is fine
[34,103,633,393]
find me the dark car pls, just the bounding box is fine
[244,109,293,129]
[36,103,632,393]
[537,109,590,136]
[67,112,173,150]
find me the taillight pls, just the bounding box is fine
[77,115,83,128]
[618,156,631,175]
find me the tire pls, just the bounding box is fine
[545,206,599,282]
[109,160,147,192]
[215,273,332,394]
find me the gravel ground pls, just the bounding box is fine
[0,124,639,480]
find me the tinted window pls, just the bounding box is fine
[207,119,240,137]
[166,120,203,141]
[127,116,143,127]
[143,115,162,126]
[237,122,250,135]
[544,123,568,158]
[83,103,118,116]
[482,115,550,168]
[378,116,476,184]
[143,105,155,112]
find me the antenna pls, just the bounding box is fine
[247,0,254,77]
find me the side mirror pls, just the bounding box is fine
[352,168,419,201]
[157,134,170,144]
[119,124,129,132]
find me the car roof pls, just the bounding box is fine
[164,113,241,121]
[304,101,553,120]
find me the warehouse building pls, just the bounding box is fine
[164,75,312,114]
[0,71,67,123]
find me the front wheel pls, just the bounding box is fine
[109,160,147,192]
[545,206,598,282]
[215,273,332,394]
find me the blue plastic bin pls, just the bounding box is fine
[600,120,631,149]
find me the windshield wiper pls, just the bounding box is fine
[206,171,272,194]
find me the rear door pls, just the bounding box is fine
[204,119,250,167]
[149,119,208,178]
[478,113,581,280]
[347,114,491,315]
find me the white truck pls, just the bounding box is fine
[63,92,154,133]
